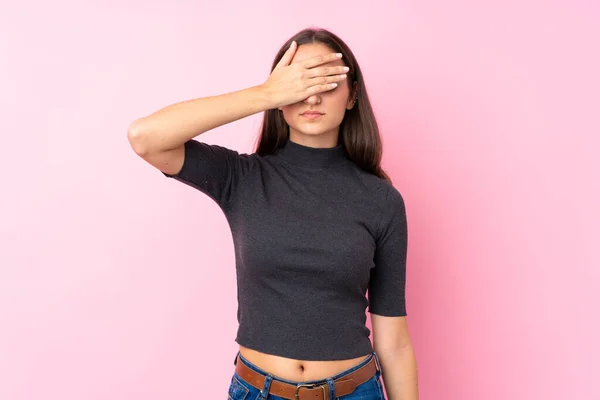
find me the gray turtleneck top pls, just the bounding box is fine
[163,138,408,360]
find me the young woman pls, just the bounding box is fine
[128,28,416,400]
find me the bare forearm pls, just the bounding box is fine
[377,345,419,400]
[127,84,274,155]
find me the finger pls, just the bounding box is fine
[305,65,349,79]
[307,74,347,89]
[301,52,342,69]
[275,41,297,69]
[311,83,339,94]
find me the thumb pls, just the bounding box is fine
[275,41,296,69]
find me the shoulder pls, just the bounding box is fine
[382,181,405,209]
[349,164,405,208]
[350,169,407,236]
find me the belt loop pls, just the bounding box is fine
[326,377,335,400]
[259,374,273,399]
[373,351,383,374]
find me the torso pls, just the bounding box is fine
[238,345,371,382]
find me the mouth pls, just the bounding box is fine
[301,112,324,120]
[301,110,324,117]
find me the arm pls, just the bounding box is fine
[127,84,274,156]
[371,314,419,400]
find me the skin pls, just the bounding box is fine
[238,44,367,382]
[278,42,359,149]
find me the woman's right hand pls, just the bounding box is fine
[261,41,349,109]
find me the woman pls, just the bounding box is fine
[128,27,417,400]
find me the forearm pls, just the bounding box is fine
[377,345,419,400]
[127,84,274,154]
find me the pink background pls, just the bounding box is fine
[1,1,599,399]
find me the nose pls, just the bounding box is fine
[303,94,321,105]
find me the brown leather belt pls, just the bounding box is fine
[234,353,378,400]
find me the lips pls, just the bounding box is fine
[301,111,324,115]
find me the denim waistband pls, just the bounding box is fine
[234,350,383,385]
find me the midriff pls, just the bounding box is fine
[238,345,371,382]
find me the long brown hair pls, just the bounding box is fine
[254,27,392,183]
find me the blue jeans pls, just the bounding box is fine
[228,350,385,400]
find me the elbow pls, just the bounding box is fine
[127,121,149,156]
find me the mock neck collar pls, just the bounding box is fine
[275,139,348,169]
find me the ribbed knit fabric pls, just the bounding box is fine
[163,138,408,360]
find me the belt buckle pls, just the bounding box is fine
[294,382,327,400]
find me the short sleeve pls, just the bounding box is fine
[162,139,258,209]
[367,185,408,316]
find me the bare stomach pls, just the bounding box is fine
[238,345,371,382]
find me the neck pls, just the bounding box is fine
[275,137,348,169]
[289,130,340,149]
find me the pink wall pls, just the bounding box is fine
[1,1,598,399]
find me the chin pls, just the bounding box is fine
[294,122,334,134]
[293,127,330,136]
